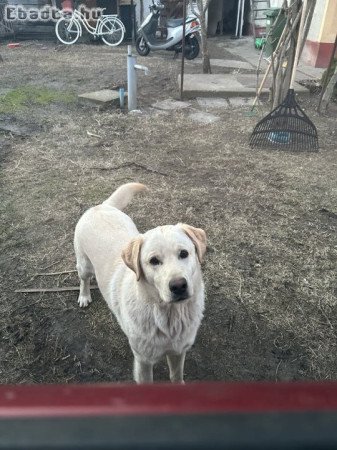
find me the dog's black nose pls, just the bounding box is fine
[169,278,188,298]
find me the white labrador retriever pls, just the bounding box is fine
[74,183,206,383]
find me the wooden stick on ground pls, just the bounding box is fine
[34,270,78,277]
[15,286,98,294]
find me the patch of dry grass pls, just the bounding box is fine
[1,41,337,383]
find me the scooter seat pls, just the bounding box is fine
[166,18,184,27]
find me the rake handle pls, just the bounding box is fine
[252,6,302,109]
[252,26,288,108]
[290,0,308,89]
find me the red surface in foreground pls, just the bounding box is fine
[1,382,337,418]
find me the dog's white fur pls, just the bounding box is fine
[74,183,206,383]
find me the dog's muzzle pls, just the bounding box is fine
[169,277,189,302]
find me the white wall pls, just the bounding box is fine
[136,0,152,26]
[307,0,327,41]
[256,0,328,44]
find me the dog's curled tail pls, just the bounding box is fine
[103,183,148,211]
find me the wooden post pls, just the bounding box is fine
[180,0,187,100]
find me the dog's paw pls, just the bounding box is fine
[78,295,92,308]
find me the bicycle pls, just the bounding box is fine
[55,7,125,46]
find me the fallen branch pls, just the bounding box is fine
[91,162,168,176]
[38,258,66,271]
[34,270,77,277]
[86,130,102,139]
[15,286,98,293]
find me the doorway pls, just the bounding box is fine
[208,0,251,36]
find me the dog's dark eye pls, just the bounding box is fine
[149,256,161,266]
[179,250,189,259]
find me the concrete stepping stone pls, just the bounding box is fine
[179,74,308,99]
[229,97,255,107]
[179,74,255,98]
[190,59,254,71]
[78,89,122,108]
[152,99,191,111]
[197,97,230,108]
[188,111,220,124]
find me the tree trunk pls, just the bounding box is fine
[191,0,212,74]
[321,65,337,111]
[198,3,211,74]
[281,0,299,101]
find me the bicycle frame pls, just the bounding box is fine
[63,9,120,36]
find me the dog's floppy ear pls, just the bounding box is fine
[121,236,143,281]
[179,224,207,263]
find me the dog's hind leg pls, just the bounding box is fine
[166,352,186,383]
[75,249,94,308]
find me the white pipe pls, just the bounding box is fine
[239,0,245,38]
[127,45,137,111]
[235,0,242,37]
[134,64,149,75]
[127,45,149,112]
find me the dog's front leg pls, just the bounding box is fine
[133,356,153,384]
[166,352,186,383]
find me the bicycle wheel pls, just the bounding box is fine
[55,16,81,45]
[99,18,125,47]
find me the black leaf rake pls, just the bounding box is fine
[249,89,319,151]
[250,0,319,152]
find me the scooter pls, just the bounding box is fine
[136,0,200,60]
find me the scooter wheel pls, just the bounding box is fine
[184,35,200,60]
[136,36,150,56]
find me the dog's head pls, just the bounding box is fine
[121,224,206,304]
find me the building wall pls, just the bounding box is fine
[254,0,337,68]
[303,0,337,67]
[320,0,337,43]
[306,0,327,42]
[136,0,151,26]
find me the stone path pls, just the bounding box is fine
[150,96,258,125]
[78,89,121,108]
[178,73,308,99]
[187,58,255,72]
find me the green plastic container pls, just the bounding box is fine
[255,37,266,50]
[264,8,286,57]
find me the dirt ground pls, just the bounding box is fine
[1,36,337,384]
